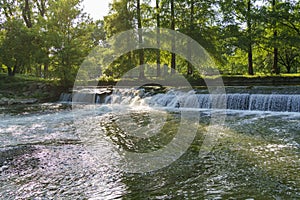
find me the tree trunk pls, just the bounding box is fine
[156,0,161,77]
[187,0,194,75]
[286,63,291,73]
[272,0,280,74]
[285,50,292,73]
[170,0,176,74]
[36,0,46,17]
[12,65,18,76]
[137,0,145,79]
[247,0,254,75]
[37,65,42,77]
[273,31,279,74]
[248,47,254,75]
[7,67,14,76]
[44,62,49,78]
[22,0,32,28]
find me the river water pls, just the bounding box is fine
[0,90,299,199]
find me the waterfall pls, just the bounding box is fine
[106,90,300,112]
[249,94,300,112]
[72,93,96,103]
[59,88,112,104]
[59,88,300,112]
[226,94,250,110]
[59,93,72,102]
[104,88,145,106]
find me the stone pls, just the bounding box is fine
[23,91,31,96]
[0,100,5,106]
[0,97,9,105]
[7,98,16,105]
[19,98,38,104]
[37,83,45,89]
[28,84,38,91]
[0,97,38,105]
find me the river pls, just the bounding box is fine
[0,89,299,199]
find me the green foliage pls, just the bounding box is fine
[0,0,300,86]
[0,20,30,75]
[46,0,95,86]
[0,0,96,86]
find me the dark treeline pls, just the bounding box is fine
[0,0,299,85]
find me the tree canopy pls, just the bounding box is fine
[1,0,299,85]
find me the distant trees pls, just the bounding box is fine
[219,0,258,75]
[0,0,95,85]
[46,0,94,85]
[103,0,135,78]
[217,0,300,74]
[0,0,300,84]
[103,0,221,77]
[0,19,32,76]
[102,0,300,77]
[260,0,300,74]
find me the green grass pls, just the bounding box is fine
[0,73,57,89]
[0,73,63,101]
[220,73,300,78]
[1,72,300,92]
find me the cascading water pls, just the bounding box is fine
[59,93,72,102]
[63,88,300,112]
[104,88,144,105]
[249,94,300,112]
[60,88,112,104]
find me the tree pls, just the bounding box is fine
[0,20,32,76]
[218,0,261,75]
[273,0,300,73]
[187,0,194,75]
[156,0,161,77]
[0,0,51,77]
[47,0,94,85]
[170,0,176,74]
[271,0,279,74]
[246,0,254,75]
[21,0,33,28]
[104,0,133,37]
[104,0,135,78]
[137,0,145,79]
[162,0,223,75]
[258,0,300,74]
[278,47,299,73]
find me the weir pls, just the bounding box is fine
[60,88,300,112]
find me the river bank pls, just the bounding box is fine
[1,73,300,105]
[0,74,67,105]
[96,75,300,87]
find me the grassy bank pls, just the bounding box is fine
[199,74,300,86]
[0,73,66,102]
[94,74,300,87]
[1,73,300,104]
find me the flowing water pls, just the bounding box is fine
[0,89,299,199]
